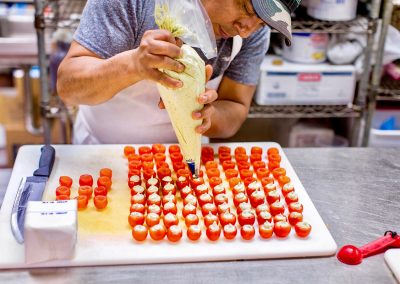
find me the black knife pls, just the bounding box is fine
[10,145,55,244]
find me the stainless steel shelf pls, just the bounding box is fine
[248,103,362,118]
[37,0,86,29]
[376,76,400,100]
[291,17,375,34]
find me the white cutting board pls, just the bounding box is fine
[385,249,400,282]
[0,142,337,269]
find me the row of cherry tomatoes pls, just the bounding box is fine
[54,168,113,210]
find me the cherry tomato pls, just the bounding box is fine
[79,174,93,187]
[128,212,145,227]
[256,167,270,179]
[59,176,73,188]
[198,193,213,207]
[132,225,148,241]
[222,161,236,171]
[282,183,295,196]
[129,160,142,171]
[183,194,197,207]
[152,143,166,154]
[288,202,303,213]
[78,185,93,199]
[162,192,177,205]
[94,195,108,209]
[190,177,205,190]
[295,221,312,238]
[131,185,145,196]
[288,212,303,226]
[180,186,192,199]
[147,185,159,196]
[268,161,280,171]
[237,161,250,171]
[240,224,255,240]
[214,193,229,206]
[149,224,166,241]
[219,153,231,163]
[206,167,220,178]
[154,152,166,162]
[170,152,183,163]
[223,224,237,240]
[250,146,263,155]
[172,161,186,172]
[205,160,218,170]
[201,146,214,156]
[131,193,146,205]
[156,161,169,170]
[56,195,69,200]
[269,201,285,216]
[261,177,274,187]
[266,190,280,204]
[147,204,162,215]
[264,183,276,194]
[100,168,112,179]
[217,203,230,214]
[255,204,270,215]
[209,177,222,189]
[94,186,107,196]
[130,203,145,214]
[176,176,189,190]
[228,177,241,189]
[163,202,178,215]
[201,203,218,216]
[257,211,272,225]
[147,193,161,206]
[128,170,141,183]
[232,182,246,195]
[143,168,155,181]
[185,214,199,227]
[138,146,152,155]
[167,225,182,242]
[187,225,202,241]
[252,161,266,172]
[195,184,209,197]
[146,212,160,227]
[234,146,246,156]
[244,177,257,188]
[285,191,298,204]
[97,176,111,191]
[267,147,279,156]
[168,144,181,154]
[163,213,179,228]
[142,161,155,171]
[250,153,262,164]
[272,168,286,178]
[219,212,237,226]
[75,195,88,209]
[274,221,291,238]
[268,154,281,163]
[235,153,248,162]
[56,186,70,197]
[236,202,252,214]
[239,169,253,180]
[124,145,135,157]
[204,212,219,227]
[127,154,141,163]
[250,190,265,207]
[161,176,173,187]
[273,213,288,223]
[218,146,231,155]
[259,222,274,239]
[162,183,176,196]
[233,192,248,208]
[206,222,221,241]
[212,184,226,196]
[278,175,291,187]
[238,211,255,226]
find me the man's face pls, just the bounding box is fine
[201,0,267,39]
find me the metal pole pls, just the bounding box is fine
[34,0,52,144]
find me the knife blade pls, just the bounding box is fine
[10,145,55,244]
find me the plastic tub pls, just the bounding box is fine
[369,110,400,147]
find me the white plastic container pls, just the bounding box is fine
[307,0,358,21]
[282,33,329,64]
[255,56,356,105]
[369,110,400,147]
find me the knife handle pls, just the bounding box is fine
[33,145,55,177]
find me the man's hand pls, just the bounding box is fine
[131,29,185,89]
[193,65,218,134]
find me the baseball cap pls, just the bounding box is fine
[251,0,301,45]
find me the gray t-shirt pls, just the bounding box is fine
[74,0,270,85]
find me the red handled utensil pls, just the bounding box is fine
[337,231,400,265]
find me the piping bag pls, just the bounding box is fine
[154,0,217,176]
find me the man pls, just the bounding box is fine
[57,0,300,144]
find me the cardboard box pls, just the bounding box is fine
[255,56,356,105]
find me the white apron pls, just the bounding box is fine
[73,36,243,144]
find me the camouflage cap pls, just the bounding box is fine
[251,0,301,45]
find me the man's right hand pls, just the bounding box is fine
[131,29,185,89]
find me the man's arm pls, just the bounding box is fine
[202,76,255,138]
[57,30,185,106]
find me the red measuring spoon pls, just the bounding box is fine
[337,231,400,265]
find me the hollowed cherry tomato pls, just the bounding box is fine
[163,213,179,228]
[219,212,237,226]
[79,174,93,187]
[56,195,69,200]
[180,186,192,199]
[233,192,248,208]
[97,176,111,191]
[163,202,178,215]
[130,203,145,214]
[206,167,220,178]
[173,161,186,172]
[143,169,155,181]
[235,154,248,162]
[187,225,202,241]
[256,167,270,179]
[288,211,303,226]
[152,143,166,154]
[273,213,288,223]
[185,214,199,227]
[285,191,298,204]
[250,153,262,164]
[288,202,303,213]
[268,161,280,171]
[128,212,145,227]
[218,146,231,155]
[257,211,272,225]
[266,190,280,204]
[149,224,166,241]
[75,195,88,209]
[270,201,285,216]
[222,161,236,171]
[138,146,152,155]
[237,161,250,171]
[182,203,197,217]
[251,146,263,155]
[212,184,226,196]
[59,176,73,188]
[201,203,218,216]
[234,146,246,156]
[204,212,219,227]
[238,210,255,226]
[131,193,146,205]
[132,225,148,241]
[167,225,182,242]
[128,154,141,162]
[78,185,93,199]
[267,147,279,156]
[146,212,160,227]
[261,177,274,187]
[176,168,191,179]
[56,186,70,197]
[282,183,295,196]
[124,145,135,157]
[94,195,108,209]
[272,168,286,178]
[209,177,222,189]
[170,152,183,163]
[240,224,255,240]
[219,153,231,163]
[295,221,312,238]
[168,144,181,154]
[147,204,162,215]
[94,186,107,196]
[147,193,161,206]
[268,154,281,163]
[239,169,253,180]
[205,161,218,170]
[252,161,266,172]
[100,168,112,179]
[154,153,166,163]
[162,183,176,196]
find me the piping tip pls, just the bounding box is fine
[187,160,199,178]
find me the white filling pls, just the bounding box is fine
[24,200,77,264]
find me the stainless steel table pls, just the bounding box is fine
[0,148,399,284]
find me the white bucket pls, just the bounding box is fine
[282,33,329,64]
[307,0,358,21]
